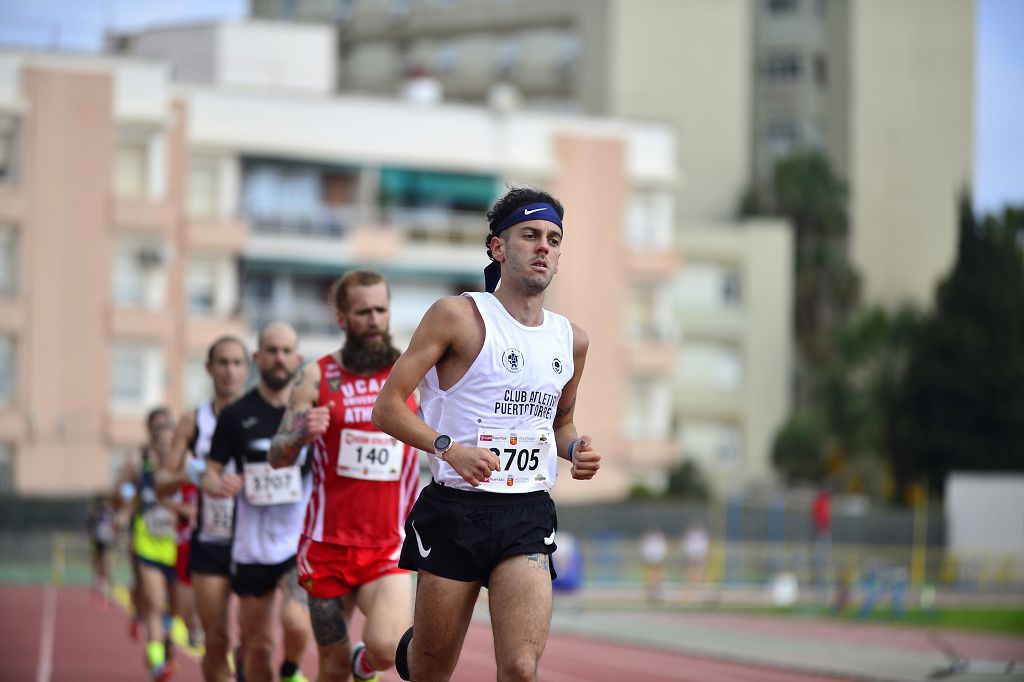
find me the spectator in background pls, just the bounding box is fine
[640,527,668,603]
[86,491,116,608]
[811,485,832,587]
[682,520,710,590]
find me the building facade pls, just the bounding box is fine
[754,0,975,307]
[0,28,677,500]
[246,0,792,496]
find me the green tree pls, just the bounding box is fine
[890,197,1024,498]
[771,409,828,483]
[665,460,710,501]
[773,153,861,370]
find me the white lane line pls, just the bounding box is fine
[36,585,57,682]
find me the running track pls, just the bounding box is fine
[0,585,852,681]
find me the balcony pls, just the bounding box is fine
[243,203,487,278]
[112,198,176,232]
[185,215,247,252]
[626,340,675,375]
[245,301,337,339]
[248,203,363,239]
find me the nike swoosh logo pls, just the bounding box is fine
[524,207,547,215]
[543,531,556,546]
[412,521,431,558]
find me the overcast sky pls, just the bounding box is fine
[0,0,1020,214]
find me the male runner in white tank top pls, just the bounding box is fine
[373,186,602,681]
[156,336,249,681]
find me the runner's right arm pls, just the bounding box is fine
[155,410,196,497]
[372,297,500,486]
[269,361,330,469]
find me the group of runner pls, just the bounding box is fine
[98,186,602,682]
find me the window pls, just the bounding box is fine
[628,285,673,343]
[436,42,459,74]
[761,53,802,82]
[187,155,220,219]
[679,342,743,390]
[495,38,521,76]
[187,256,219,315]
[557,33,581,74]
[112,234,168,309]
[0,442,13,492]
[680,421,742,471]
[627,190,673,250]
[114,138,148,200]
[243,271,275,304]
[722,270,743,306]
[677,263,744,310]
[0,335,14,408]
[0,115,19,185]
[0,226,17,297]
[814,53,828,87]
[625,378,672,440]
[183,356,211,408]
[110,342,163,413]
[767,119,798,158]
[766,0,799,13]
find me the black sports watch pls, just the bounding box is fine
[433,434,454,460]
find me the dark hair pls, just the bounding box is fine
[206,335,248,364]
[484,187,564,261]
[146,406,171,431]
[329,270,389,312]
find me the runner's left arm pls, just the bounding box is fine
[552,322,600,481]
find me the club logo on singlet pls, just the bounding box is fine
[327,376,341,392]
[502,347,524,373]
[552,357,564,374]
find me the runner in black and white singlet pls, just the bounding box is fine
[202,322,313,682]
[373,187,602,681]
[156,336,248,682]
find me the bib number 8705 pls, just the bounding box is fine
[489,447,540,472]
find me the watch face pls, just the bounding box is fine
[434,435,452,452]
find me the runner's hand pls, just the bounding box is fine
[570,435,600,481]
[214,472,243,498]
[445,443,501,487]
[304,401,333,443]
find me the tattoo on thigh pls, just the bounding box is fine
[526,553,550,572]
[309,596,349,647]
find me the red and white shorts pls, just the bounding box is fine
[296,536,407,600]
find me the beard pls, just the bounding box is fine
[342,330,401,375]
[260,364,294,390]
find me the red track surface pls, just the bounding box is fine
[1,585,851,681]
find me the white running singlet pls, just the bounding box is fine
[418,292,574,493]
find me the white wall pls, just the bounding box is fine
[947,473,1024,555]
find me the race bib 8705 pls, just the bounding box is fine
[337,429,404,481]
[243,462,302,506]
[476,428,551,492]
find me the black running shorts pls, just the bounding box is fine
[231,555,297,598]
[398,482,558,587]
[189,540,232,577]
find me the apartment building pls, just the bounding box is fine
[0,49,247,494]
[0,23,678,500]
[754,0,974,306]
[242,0,791,496]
